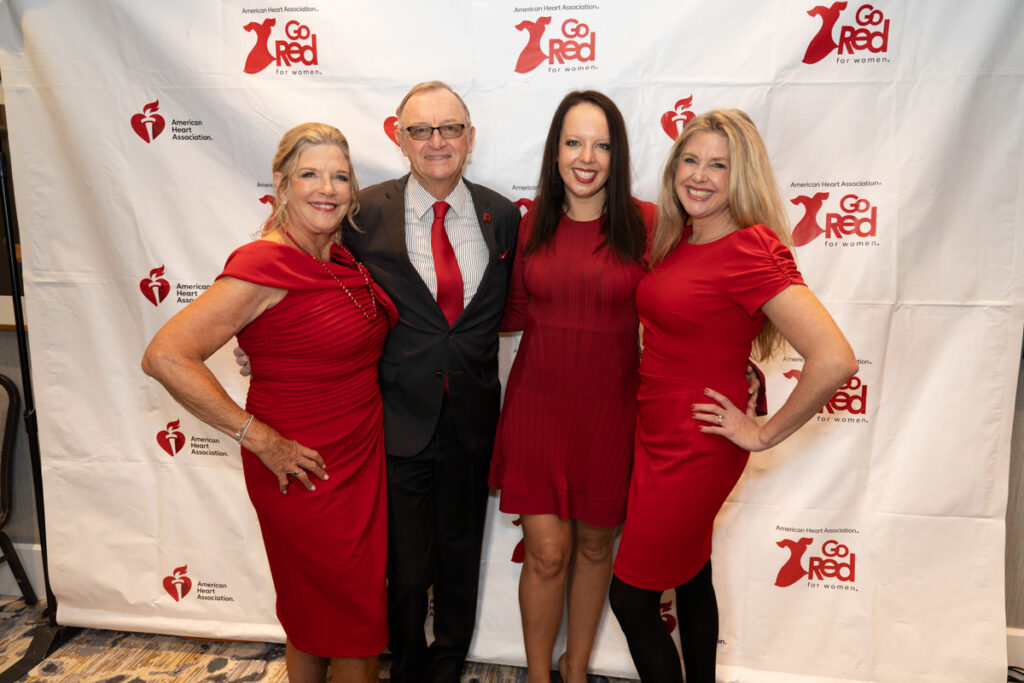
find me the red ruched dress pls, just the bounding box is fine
[613,224,805,590]
[489,202,656,527]
[218,240,397,656]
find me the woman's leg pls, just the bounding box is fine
[675,560,718,683]
[284,640,328,683]
[329,655,380,682]
[560,520,618,683]
[520,513,573,682]
[608,575,683,683]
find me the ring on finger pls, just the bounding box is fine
[290,471,300,477]
[718,414,723,426]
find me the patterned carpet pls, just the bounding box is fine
[0,597,637,682]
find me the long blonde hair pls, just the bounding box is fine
[650,109,792,361]
[263,122,360,238]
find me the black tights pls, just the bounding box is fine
[608,561,718,683]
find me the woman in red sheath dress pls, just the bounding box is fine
[488,91,651,683]
[608,110,858,683]
[143,123,396,683]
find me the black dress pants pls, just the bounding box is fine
[386,396,492,683]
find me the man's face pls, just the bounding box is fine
[397,88,475,198]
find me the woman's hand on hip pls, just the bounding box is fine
[692,387,768,452]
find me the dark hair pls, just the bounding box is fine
[526,91,645,262]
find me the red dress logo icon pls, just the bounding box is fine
[140,266,170,306]
[243,18,277,74]
[775,537,814,586]
[157,420,185,456]
[791,192,830,246]
[803,2,848,64]
[660,96,695,140]
[163,564,192,601]
[130,100,165,143]
[514,17,551,73]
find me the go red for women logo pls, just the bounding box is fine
[163,564,192,601]
[131,100,165,143]
[784,370,868,419]
[140,266,170,306]
[514,17,596,73]
[802,3,891,64]
[775,537,856,588]
[791,191,879,247]
[243,18,319,74]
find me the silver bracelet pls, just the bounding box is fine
[234,414,254,444]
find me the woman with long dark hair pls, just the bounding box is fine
[488,90,652,683]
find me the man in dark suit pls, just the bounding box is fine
[346,81,519,683]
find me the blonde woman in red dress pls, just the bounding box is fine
[143,123,396,683]
[609,109,857,682]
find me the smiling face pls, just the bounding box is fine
[397,88,475,199]
[674,131,735,231]
[274,143,351,245]
[556,102,611,217]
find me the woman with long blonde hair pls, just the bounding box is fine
[609,109,857,682]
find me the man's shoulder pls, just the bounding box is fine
[360,176,407,206]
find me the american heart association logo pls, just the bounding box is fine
[157,420,186,456]
[383,110,400,147]
[140,266,170,306]
[131,100,166,143]
[660,96,695,140]
[163,564,192,601]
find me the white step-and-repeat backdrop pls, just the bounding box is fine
[1,1,1022,680]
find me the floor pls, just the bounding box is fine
[0,597,638,682]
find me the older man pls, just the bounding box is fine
[346,81,519,683]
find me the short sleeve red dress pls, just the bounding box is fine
[219,240,397,656]
[613,224,804,590]
[488,201,656,527]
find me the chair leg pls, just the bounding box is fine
[0,531,37,606]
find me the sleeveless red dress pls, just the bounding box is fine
[613,224,804,589]
[489,202,656,527]
[219,240,397,656]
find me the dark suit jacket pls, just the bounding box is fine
[346,175,519,458]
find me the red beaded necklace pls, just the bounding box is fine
[280,224,380,322]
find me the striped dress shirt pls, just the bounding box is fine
[404,176,489,311]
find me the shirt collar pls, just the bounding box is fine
[407,175,471,222]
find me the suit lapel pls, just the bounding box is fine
[379,176,444,315]
[462,179,499,317]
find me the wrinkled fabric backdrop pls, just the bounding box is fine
[0,2,1021,681]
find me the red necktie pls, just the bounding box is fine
[431,201,463,325]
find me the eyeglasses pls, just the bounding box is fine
[403,124,467,141]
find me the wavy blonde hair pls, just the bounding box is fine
[263,122,360,238]
[650,109,792,360]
